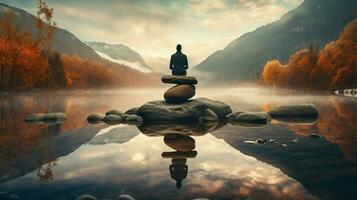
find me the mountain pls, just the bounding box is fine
[145,56,170,74]
[0,3,100,60]
[195,0,357,81]
[86,42,153,73]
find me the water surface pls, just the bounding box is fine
[0,87,356,200]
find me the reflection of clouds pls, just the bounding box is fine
[6,133,316,199]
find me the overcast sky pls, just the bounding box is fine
[1,0,302,65]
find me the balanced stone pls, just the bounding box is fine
[162,75,198,85]
[164,84,195,103]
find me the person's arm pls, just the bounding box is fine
[169,55,173,70]
[185,55,188,69]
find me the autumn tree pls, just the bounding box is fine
[261,18,357,90]
[36,0,58,87]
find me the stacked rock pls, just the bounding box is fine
[162,75,198,104]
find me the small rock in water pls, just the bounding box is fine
[25,114,46,123]
[161,75,198,85]
[293,139,299,143]
[103,114,122,125]
[269,139,275,143]
[234,112,269,127]
[164,84,195,103]
[268,104,318,123]
[118,194,136,200]
[199,108,219,124]
[309,134,322,139]
[87,114,105,124]
[25,113,66,124]
[124,114,143,125]
[244,140,257,144]
[256,138,267,144]
[279,144,288,148]
[105,109,124,116]
[42,113,66,123]
[226,111,244,123]
[75,194,97,200]
[125,107,140,115]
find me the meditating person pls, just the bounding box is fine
[169,44,188,76]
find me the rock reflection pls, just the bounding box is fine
[138,121,225,137]
[162,134,197,188]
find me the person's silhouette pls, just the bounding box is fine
[169,44,188,76]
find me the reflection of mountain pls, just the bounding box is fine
[0,3,100,60]
[289,98,357,163]
[212,125,357,200]
[0,126,100,183]
[87,126,140,145]
[195,0,357,81]
[86,42,152,73]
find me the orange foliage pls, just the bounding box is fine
[0,8,159,90]
[61,55,160,88]
[0,10,48,89]
[289,98,357,163]
[262,19,357,89]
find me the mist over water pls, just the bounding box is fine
[0,87,356,200]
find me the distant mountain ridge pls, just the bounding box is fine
[86,42,153,73]
[0,3,100,60]
[195,0,357,81]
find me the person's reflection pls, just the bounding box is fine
[162,134,197,189]
[170,158,188,188]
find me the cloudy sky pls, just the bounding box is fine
[1,0,302,65]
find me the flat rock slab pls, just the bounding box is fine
[268,104,318,123]
[136,97,232,123]
[162,75,198,85]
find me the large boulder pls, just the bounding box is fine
[137,97,232,123]
[268,104,319,123]
[199,108,219,124]
[164,84,195,103]
[232,112,270,127]
[162,75,198,85]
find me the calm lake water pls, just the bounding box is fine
[0,87,356,200]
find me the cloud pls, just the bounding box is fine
[1,0,303,65]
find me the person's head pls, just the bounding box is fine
[176,44,182,52]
